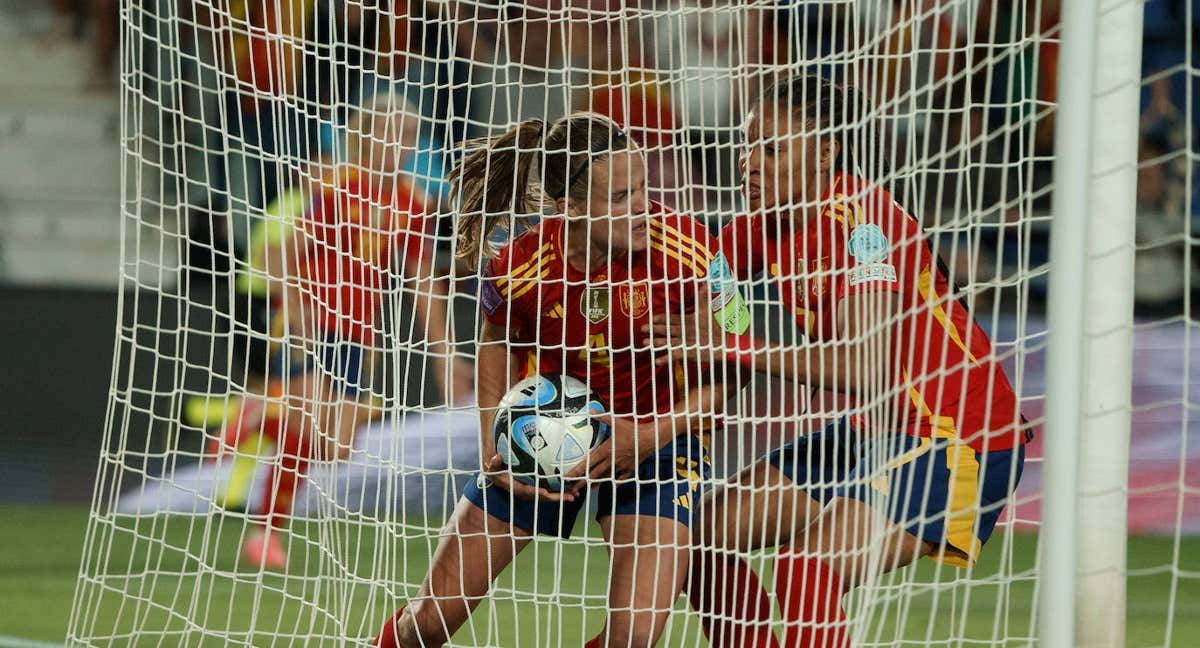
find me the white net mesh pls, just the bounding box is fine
[64,0,1197,646]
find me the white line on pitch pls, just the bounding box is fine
[0,637,64,648]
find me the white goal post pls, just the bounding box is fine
[1040,0,1142,646]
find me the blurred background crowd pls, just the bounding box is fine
[24,0,1200,305]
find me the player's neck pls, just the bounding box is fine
[562,223,622,276]
[800,170,839,224]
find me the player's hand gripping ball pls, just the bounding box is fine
[492,375,609,490]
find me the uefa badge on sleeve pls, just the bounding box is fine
[847,224,897,286]
[848,224,890,264]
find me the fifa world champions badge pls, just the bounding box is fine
[581,287,610,324]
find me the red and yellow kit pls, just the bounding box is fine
[300,166,428,344]
[721,172,1026,453]
[479,204,719,419]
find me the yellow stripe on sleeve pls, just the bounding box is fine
[507,267,553,302]
[649,226,710,276]
[495,243,553,289]
[650,238,702,276]
[653,220,714,264]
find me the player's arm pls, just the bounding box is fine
[737,290,900,393]
[563,381,731,489]
[474,319,574,502]
[400,239,471,407]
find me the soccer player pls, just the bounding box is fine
[375,112,740,648]
[652,74,1030,647]
[238,93,470,569]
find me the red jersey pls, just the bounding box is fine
[479,206,717,419]
[720,173,1026,453]
[300,166,428,343]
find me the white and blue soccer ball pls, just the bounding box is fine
[492,374,609,490]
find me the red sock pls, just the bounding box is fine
[261,420,311,530]
[688,549,781,648]
[375,605,407,648]
[774,553,849,648]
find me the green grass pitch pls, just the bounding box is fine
[1,504,1197,647]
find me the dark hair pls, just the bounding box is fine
[756,74,871,176]
[451,112,631,260]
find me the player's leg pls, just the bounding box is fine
[592,514,691,648]
[320,338,372,460]
[774,496,932,648]
[387,497,533,648]
[688,421,857,648]
[243,412,314,569]
[381,473,587,647]
[587,433,709,648]
[772,432,1027,647]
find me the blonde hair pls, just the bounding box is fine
[345,91,422,161]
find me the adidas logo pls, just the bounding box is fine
[543,302,565,319]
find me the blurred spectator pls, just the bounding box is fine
[454,2,575,136]
[226,91,471,568]
[1134,133,1189,311]
[294,89,471,437]
[222,0,317,230]
[1141,0,1200,218]
[45,0,118,92]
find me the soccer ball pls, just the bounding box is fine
[492,374,609,490]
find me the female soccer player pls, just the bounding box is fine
[236,93,470,569]
[375,112,735,648]
[652,74,1029,647]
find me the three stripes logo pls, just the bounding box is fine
[648,219,713,278]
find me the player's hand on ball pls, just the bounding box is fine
[561,437,614,496]
[482,453,576,503]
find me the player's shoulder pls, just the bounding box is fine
[647,205,717,277]
[720,213,761,240]
[488,219,560,278]
[649,204,717,250]
[826,173,919,237]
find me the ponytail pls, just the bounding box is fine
[452,112,631,261]
[451,119,547,261]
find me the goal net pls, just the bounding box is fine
[65,0,1193,646]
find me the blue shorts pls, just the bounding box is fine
[464,433,712,538]
[765,419,1025,567]
[270,334,368,397]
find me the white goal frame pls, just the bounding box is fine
[1041,0,1142,645]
